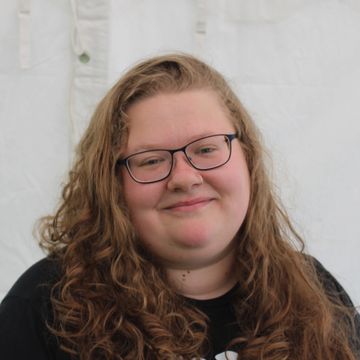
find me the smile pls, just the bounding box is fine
[163,198,214,212]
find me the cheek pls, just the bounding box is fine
[222,174,250,218]
[123,177,162,220]
[222,153,251,214]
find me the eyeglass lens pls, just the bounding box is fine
[127,134,233,183]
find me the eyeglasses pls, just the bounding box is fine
[118,133,238,184]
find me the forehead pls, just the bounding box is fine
[124,90,235,153]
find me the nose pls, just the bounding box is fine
[166,152,203,192]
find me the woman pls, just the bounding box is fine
[0,54,359,359]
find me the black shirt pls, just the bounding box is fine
[0,257,359,360]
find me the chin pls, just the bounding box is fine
[172,227,215,248]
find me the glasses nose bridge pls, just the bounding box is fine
[169,143,193,168]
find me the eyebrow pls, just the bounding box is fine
[127,132,225,154]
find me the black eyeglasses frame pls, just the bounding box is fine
[118,133,239,184]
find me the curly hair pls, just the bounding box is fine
[39,53,358,359]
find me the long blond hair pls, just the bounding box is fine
[39,53,358,359]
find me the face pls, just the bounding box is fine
[122,90,250,270]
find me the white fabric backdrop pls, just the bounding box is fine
[0,0,359,305]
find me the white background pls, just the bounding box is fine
[0,0,359,304]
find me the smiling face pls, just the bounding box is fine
[122,90,250,270]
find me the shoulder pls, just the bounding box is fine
[307,256,356,308]
[0,256,62,321]
[0,257,67,360]
[0,256,62,326]
[5,257,61,302]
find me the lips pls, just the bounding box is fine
[163,197,214,211]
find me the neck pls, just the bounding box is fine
[166,251,237,300]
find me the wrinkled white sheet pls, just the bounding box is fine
[1,0,359,306]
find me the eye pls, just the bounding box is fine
[136,156,167,168]
[195,145,219,155]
